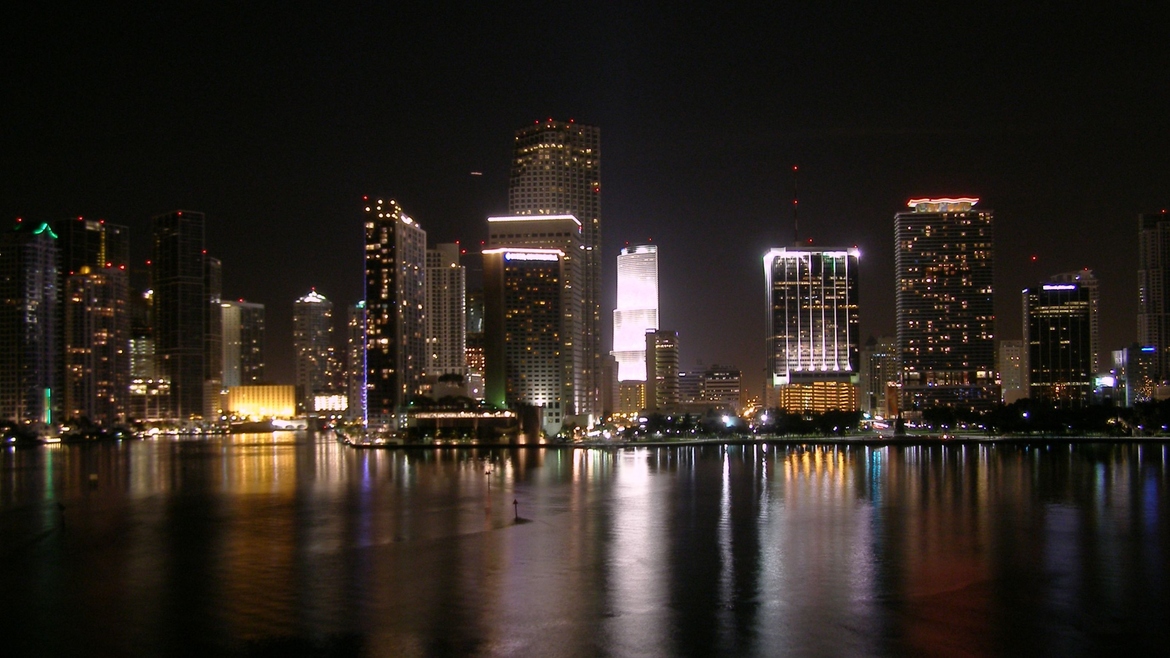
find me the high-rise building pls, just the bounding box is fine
[998,339,1025,404]
[763,247,860,412]
[1113,344,1159,406]
[701,366,742,411]
[508,119,601,417]
[612,245,659,382]
[425,243,466,379]
[860,336,899,418]
[487,215,586,416]
[1138,212,1170,381]
[678,369,703,404]
[1024,279,1093,406]
[895,198,996,411]
[55,217,130,425]
[364,198,426,427]
[0,220,60,425]
[293,290,338,412]
[346,301,367,421]
[221,300,265,388]
[151,210,207,421]
[1049,269,1100,373]
[203,256,223,420]
[645,329,679,411]
[483,247,567,434]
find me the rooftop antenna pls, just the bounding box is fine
[791,165,800,246]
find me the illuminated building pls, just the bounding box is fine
[293,290,338,413]
[425,243,466,378]
[203,256,222,419]
[1049,269,1099,372]
[221,300,265,388]
[364,198,426,427]
[763,246,860,412]
[224,385,295,419]
[612,245,659,382]
[488,215,586,417]
[618,382,644,415]
[678,369,703,403]
[55,217,130,425]
[1113,344,1158,406]
[895,198,996,411]
[508,119,601,416]
[465,288,485,400]
[1138,212,1170,380]
[998,339,1025,404]
[483,248,567,434]
[860,336,898,418]
[645,329,679,411]
[152,210,208,420]
[702,366,742,411]
[346,301,366,420]
[0,220,60,424]
[1024,280,1093,406]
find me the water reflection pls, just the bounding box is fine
[2,436,1169,656]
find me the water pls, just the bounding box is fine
[2,434,1169,656]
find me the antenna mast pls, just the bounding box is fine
[792,165,799,246]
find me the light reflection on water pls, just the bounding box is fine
[2,434,1169,656]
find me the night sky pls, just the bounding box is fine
[4,2,1168,394]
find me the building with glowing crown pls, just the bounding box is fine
[895,197,996,411]
[763,246,860,412]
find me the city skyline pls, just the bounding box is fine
[3,4,1167,396]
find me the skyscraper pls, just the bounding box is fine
[483,247,566,434]
[221,300,265,388]
[203,256,223,419]
[895,198,996,411]
[1138,212,1170,381]
[508,119,601,417]
[1049,269,1099,373]
[998,339,1025,403]
[612,245,659,382]
[346,301,367,421]
[763,246,860,412]
[644,329,679,411]
[1023,279,1093,406]
[55,217,130,425]
[425,243,466,379]
[0,220,60,425]
[487,215,586,416]
[151,210,207,421]
[860,336,898,418]
[364,198,426,427]
[293,290,338,412]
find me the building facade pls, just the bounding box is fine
[1138,212,1170,381]
[763,247,860,412]
[508,119,601,417]
[151,210,207,421]
[425,243,467,380]
[645,329,680,411]
[1024,280,1094,406]
[293,290,338,412]
[895,198,996,411]
[998,339,1025,403]
[346,301,367,421]
[860,336,898,418]
[364,198,426,427]
[0,220,60,425]
[612,245,659,382]
[221,300,265,388]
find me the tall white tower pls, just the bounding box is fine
[612,245,659,382]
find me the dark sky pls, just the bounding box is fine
[4,2,1168,394]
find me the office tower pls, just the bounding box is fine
[1049,269,1099,372]
[0,220,60,424]
[152,210,207,420]
[465,288,485,400]
[425,243,466,379]
[1138,212,1170,380]
[346,301,367,420]
[54,217,130,425]
[678,369,703,404]
[895,197,996,411]
[129,281,169,420]
[364,198,426,426]
[701,366,742,410]
[998,339,1025,403]
[612,245,659,382]
[763,246,861,412]
[293,290,338,412]
[203,256,222,419]
[487,215,586,416]
[483,248,566,434]
[508,119,601,417]
[221,300,265,388]
[1023,279,1093,406]
[860,336,899,418]
[1113,344,1158,406]
[645,329,679,411]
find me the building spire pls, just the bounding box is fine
[791,165,800,246]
